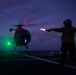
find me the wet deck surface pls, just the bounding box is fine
[0,51,76,75]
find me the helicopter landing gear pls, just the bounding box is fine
[14,44,18,50]
[26,45,28,49]
[14,47,16,50]
[14,47,18,54]
[25,43,28,49]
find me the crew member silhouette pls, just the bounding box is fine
[46,19,76,66]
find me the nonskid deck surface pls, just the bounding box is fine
[0,51,76,75]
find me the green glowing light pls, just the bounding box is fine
[7,42,11,45]
[1,37,14,51]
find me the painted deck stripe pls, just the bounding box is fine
[20,54,76,70]
[0,59,37,61]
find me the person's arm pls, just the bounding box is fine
[46,28,63,32]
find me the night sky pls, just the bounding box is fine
[0,0,76,51]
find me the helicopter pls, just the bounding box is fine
[9,19,56,50]
[9,24,31,50]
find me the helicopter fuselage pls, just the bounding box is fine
[14,29,31,47]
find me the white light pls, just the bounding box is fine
[25,39,27,43]
[40,28,46,31]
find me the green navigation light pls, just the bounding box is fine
[7,42,11,45]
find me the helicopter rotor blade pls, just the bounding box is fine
[14,25,25,26]
[11,19,58,27]
[23,20,58,27]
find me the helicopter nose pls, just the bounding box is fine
[9,28,13,31]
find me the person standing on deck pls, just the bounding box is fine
[46,19,76,66]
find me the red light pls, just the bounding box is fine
[23,20,28,25]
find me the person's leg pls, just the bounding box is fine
[59,42,68,66]
[60,49,67,65]
[69,44,76,65]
